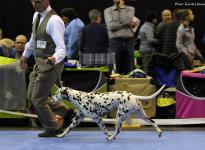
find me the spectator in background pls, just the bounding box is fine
[11,34,35,85]
[60,8,84,60]
[176,9,204,69]
[157,9,172,34]
[157,9,172,52]
[11,35,29,58]
[0,38,14,57]
[156,9,188,72]
[104,0,139,75]
[161,9,183,55]
[78,9,108,54]
[138,11,159,74]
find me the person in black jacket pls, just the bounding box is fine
[159,9,187,71]
[78,9,108,54]
[161,9,183,55]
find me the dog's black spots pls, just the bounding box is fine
[146,117,155,123]
[117,112,124,117]
[76,95,81,99]
[123,109,129,113]
[116,91,123,94]
[88,100,92,103]
[93,102,100,107]
[83,105,88,109]
[128,95,131,100]
[75,97,81,102]
[106,103,112,107]
[121,94,124,97]
[90,96,95,100]
[55,86,162,140]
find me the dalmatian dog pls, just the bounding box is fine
[52,85,165,141]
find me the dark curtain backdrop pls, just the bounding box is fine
[0,0,205,50]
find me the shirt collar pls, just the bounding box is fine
[112,4,125,11]
[38,5,51,17]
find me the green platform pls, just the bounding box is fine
[0,62,109,119]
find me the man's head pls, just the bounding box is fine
[88,9,102,23]
[173,9,184,20]
[60,8,78,24]
[180,9,194,22]
[161,9,172,22]
[0,38,14,50]
[15,35,27,53]
[31,0,50,13]
[113,0,125,8]
[145,11,158,25]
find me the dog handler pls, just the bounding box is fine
[20,0,74,137]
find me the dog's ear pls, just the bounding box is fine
[60,87,68,96]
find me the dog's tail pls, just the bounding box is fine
[135,85,165,100]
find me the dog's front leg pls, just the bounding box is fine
[57,111,84,138]
[108,110,128,141]
[93,117,111,139]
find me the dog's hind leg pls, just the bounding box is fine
[57,111,84,138]
[134,105,162,137]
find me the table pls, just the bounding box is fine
[61,67,109,92]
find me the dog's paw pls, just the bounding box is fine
[106,134,117,141]
[107,132,112,137]
[56,128,69,138]
[106,136,113,141]
[106,133,113,141]
[56,131,66,138]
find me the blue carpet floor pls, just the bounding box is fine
[0,130,204,150]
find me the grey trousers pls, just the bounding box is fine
[27,63,68,131]
[140,51,153,74]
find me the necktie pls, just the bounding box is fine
[35,13,41,32]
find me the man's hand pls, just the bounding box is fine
[47,56,56,64]
[20,56,28,70]
[129,17,138,28]
[129,20,137,28]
